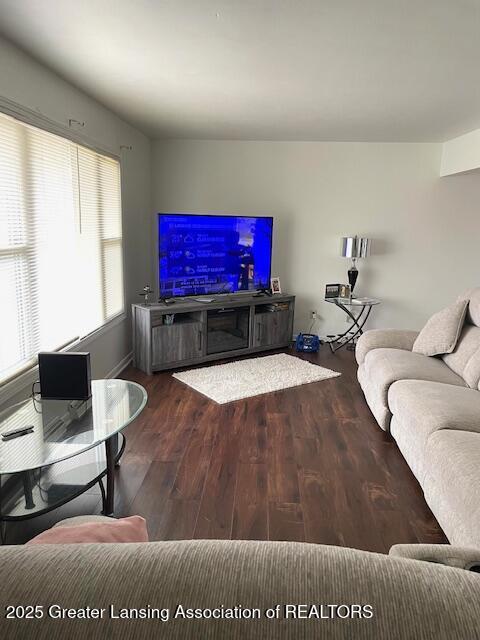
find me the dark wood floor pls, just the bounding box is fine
[7,347,448,551]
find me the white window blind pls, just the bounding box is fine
[0,111,124,385]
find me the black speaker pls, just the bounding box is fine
[38,352,91,400]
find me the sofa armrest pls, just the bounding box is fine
[355,329,419,365]
[389,544,480,572]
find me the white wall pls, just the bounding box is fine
[152,140,480,336]
[0,36,151,403]
[441,128,480,176]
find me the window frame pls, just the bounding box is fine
[0,101,127,399]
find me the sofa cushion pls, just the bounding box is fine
[389,543,480,570]
[388,380,480,481]
[26,516,148,545]
[355,329,419,366]
[423,430,480,548]
[459,286,480,327]
[358,349,465,432]
[357,363,392,430]
[364,348,465,403]
[465,345,480,390]
[53,515,114,528]
[413,299,468,356]
[442,325,480,387]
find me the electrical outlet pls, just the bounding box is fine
[310,310,317,320]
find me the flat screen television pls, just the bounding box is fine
[158,213,273,298]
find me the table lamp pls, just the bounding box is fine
[341,236,370,293]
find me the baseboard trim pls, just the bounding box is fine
[108,351,133,379]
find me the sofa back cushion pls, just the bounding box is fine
[444,288,480,387]
[464,346,480,390]
[443,325,480,388]
[413,299,468,356]
[459,287,480,327]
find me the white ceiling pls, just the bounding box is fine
[1,0,480,141]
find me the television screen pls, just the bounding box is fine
[158,213,273,298]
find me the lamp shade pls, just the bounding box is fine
[341,236,370,259]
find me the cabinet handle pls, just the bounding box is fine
[198,330,203,351]
[256,322,262,342]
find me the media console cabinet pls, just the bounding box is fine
[132,294,295,374]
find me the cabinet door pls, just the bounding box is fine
[152,323,203,365]
[253,311,292,347]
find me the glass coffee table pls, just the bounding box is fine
[0,379,147,542]
[324,297,381,352]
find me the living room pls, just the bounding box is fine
[1,2,480,638]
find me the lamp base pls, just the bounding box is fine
[348,266,358,293]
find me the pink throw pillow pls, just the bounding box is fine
[26,516,148,545]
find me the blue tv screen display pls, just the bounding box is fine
[158,214,273,298]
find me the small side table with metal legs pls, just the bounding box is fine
[324,297,381,353]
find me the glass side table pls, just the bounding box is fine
[324,297,381,352]
[0,379,147,542]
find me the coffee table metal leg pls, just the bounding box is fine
[98,477,107,515]
[104,434,117,517]
[115,433,125,469]
[22,471,36,510]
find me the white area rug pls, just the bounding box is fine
[173,353,341,404]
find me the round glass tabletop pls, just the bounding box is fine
[324,297,381,307]
[0,379,147,475]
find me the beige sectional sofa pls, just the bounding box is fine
[357,287,480,548]
[1,530,480,639]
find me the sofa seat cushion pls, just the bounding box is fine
[442,324,480,388]
[357,363,392,430]
[359,348,465,432]
[423,430,480,548]
[388,380,480,481]
[364,348,466,395]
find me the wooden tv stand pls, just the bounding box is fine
[132,294,295,374]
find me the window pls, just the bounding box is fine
[0,111,124,385]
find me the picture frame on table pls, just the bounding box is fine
[325,283,341,298]
[339,283,352,299]
[270,277,282,294]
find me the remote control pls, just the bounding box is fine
[1,425,34,441]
